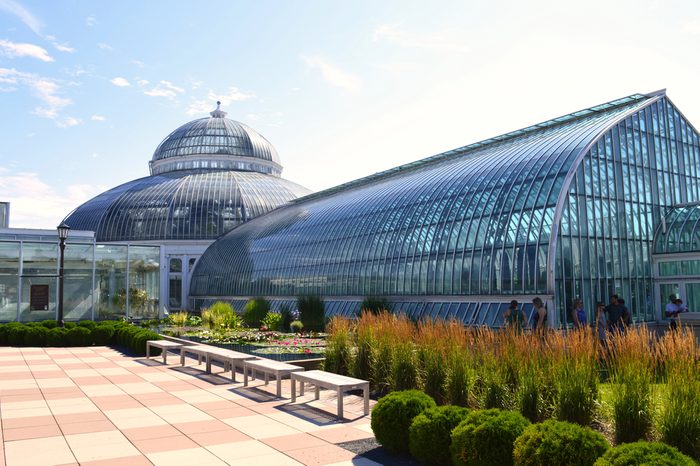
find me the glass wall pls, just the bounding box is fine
[557,98,700,324]
[0,236,160,322]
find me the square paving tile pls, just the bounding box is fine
[284,443,359,466]
[262,432,330,451]
[146,446,226,466]
[132,434,199,453]
[4,435,76,466]
[3,423,63,441]
[187,427,251,446]
[65,430,141,463]
[122,424,182,441]
[205,439,279,461]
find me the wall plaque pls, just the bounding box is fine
[30,284,49,311]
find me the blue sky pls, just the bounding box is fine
[1,0,699,228]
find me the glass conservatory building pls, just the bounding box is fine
[190,90,700,326]
[0,229,160,322]
[63,103,310,313]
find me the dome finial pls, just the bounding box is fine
[210,101,227,118]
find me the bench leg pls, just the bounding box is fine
[337,388,343,420]
[315,385,320,400]
[146,344,150,359]
[180,351,185,367]
[300,381,305,396]
[230,362,236,383]
[264,372,269,386]
[291,379,296,402]
[363,385,369,415]
[162,349,167,365]
[243,366,249,387]
[198,354,203,365]
[276,376,282,398]
[206,355,212,373]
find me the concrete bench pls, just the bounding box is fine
[179,345,209,367]
[204,347,258,382]
[291,370,369,420]
[146,340,183,365]
[243,359,304,397]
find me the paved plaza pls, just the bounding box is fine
[0,346,379,466]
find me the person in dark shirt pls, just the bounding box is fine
[605,294,630,332]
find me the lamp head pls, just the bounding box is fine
[57,222,70,240]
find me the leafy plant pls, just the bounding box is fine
[290,320,304,333]
[391,342,419,391]
[371,390,437,455]
[409,405,470,466]
[169,311,190,327]
[297,294,325,332]
[261,312,283,331]
[243,297,270,328]
[513,420,609,466]
[360,296,390,315]
[323,317,352,376]
[202,301,241,330]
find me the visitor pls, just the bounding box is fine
[571,299,587,329]
[665,295,686,331]
[605,294,629,333]
[504,299,527,330]
[595,301,607,344]
[532,297,547,333]
[618,298,631,326]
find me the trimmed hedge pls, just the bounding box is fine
[409,405,470,466]
[371,390,437,455]
[513,420,609,466]
[594,441,695,466]
[451,409,530,466]
[0,321,161,355]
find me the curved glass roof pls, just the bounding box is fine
[654,203,700,254]
[150,103,282,176]
[190,92,659,299]
[63,170,311,242]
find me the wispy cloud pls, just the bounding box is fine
[0,39,53,62]
[136,79,149,86]
[373,23,469,53]
[131,59,144,68]
[110,76,130,87]
[0,1,73,53]
[301,55,361,92]
[0,0,43,36]
[97,42,114,51]
[90,114,106,121]
[56,116,81,128]
[186,87,254,115]
[144,80,184,100]
[86,14,97,27]
[0,68,72,123]
[0,167,103,228]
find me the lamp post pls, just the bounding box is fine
[57,222,70,328]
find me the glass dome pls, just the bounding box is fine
[150,102,282,176]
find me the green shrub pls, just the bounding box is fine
[297,294,325,332]
[0,322,23,345]
[554,364,598,426]
[409,405,470,466]
[243,297,270,328]
[7,324,28,346]
[360,296,390,315]
[186,314,202,326]
[451,409,530,466]
[77,320,97,331]
[202,302,241,330]
[24,325,49,346]
[64,322,76,329]
[40,320,58,329]
[391,342,419,391]
[66,327,92,346]
[513,420,609,466]
[46,327,68,346]
[371,390,437,455]
[92,325,115,345]
[594,441,695,466]
[168,311,189,327]
[279,304,293,332]
[261,312,283,331]
[290,320,304,333]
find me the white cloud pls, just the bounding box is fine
[185,86,254,115]
[86,14,97,27]
[53,43,74,53]
[131,59,144,68]
[56,116,81,128]
[97,42,113,51]
[0,167,103,229]
[373,23,469,53]
[90,114,106,121]
[0,39,53,62]
[136,79,149,86]
[301,55,361,92]
[110,76,130,87]
[144,80,184,100]
[680,19,700,35]
[0,0,43,37]
[0,68,72,123]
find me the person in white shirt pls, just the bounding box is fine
[665,294,681,330]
